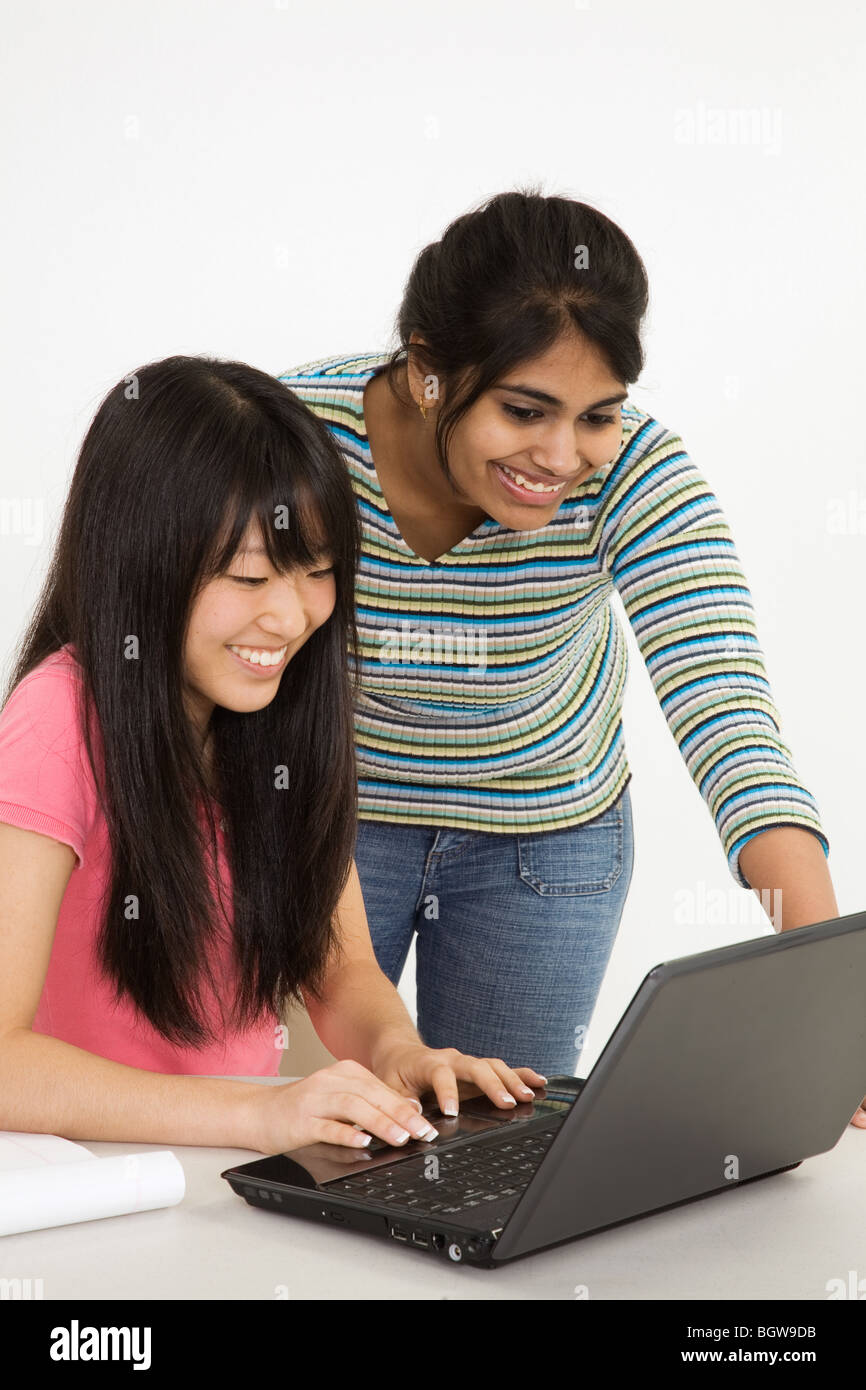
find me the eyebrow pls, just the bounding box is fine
[496,384,629,411]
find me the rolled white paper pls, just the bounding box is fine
[0,1131,185,1237]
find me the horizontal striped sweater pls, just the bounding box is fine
[278,350,829,889]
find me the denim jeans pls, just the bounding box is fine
[353,785,634,1078]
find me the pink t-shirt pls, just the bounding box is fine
[0,644,282,1075]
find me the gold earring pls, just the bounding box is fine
[418,397,427,420]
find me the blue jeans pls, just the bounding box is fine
[353,785,634,1078]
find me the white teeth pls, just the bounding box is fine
[498,463,564,494]
[227,645,287,667]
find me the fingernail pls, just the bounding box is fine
[443,1099,458,1116]
[500,1093,517,1106]
[358,1134,372,1147]
[519,1085,534,1097]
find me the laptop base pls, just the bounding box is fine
[222,1156,803,1268]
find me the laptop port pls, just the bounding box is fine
[390,1224,409,1242]
[410,1231,429,1249]
[431,1233,445,1251]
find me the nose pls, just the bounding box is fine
[257,581,315,642]
[530,420,620,477]
[527,423,587,477]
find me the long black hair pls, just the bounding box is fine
[380,183,649,480]
[2,357,361,1048]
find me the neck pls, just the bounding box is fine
[372,368,478,514]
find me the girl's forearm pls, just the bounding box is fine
[738,827,839,932]
[0,1026,264,1148]
[304,963,420,1072]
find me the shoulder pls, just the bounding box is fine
[278,349,390,386]
[553,398,680,528]
[555,397,728,567]
[278,349,388,409]
[574,397,714,513]
[593,402,733,569]
[277,349,391,454]
[1,644,86,731]
[606,399,689,493]
[0,644,96,777]
[0,644,98,865]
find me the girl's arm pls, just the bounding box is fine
[738,825,839,932]
[738,823,866,1129]
[301,859,546,1111]
[0,822,260,1146]
[301,857,421,1068]
[0,823,434,1153]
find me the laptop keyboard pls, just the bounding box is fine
[323,1123,561,1222]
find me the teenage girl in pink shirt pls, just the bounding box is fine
[0,356,545,1154]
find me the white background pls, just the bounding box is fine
[1,0,863,1073]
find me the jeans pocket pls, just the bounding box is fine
[517,800,624,896]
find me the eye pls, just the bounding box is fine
[227,565,334,585]
[502,404,618,427]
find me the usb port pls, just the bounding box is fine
[410,1231,429,1249]
[390,1225,409,1242]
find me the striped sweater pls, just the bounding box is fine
[278,350,829,889]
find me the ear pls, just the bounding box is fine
[406,333,433,403]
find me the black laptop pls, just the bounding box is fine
[222,909,866,1268]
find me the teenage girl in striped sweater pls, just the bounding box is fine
[279,186,864,1127]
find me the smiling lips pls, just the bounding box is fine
[493,460,573,502]
[226,643,288,673]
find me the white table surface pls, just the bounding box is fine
[2,1076,863,1301]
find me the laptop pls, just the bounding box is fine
[221,909,866,1268]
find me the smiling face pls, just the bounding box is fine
[407,329,627,524]
[182,517,337,743]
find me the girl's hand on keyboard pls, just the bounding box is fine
[247,1058,448,1155]
[370,1040,547,1119]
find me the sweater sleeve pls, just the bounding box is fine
[602,419,829,889]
